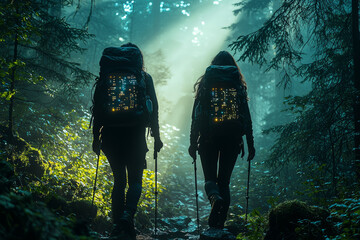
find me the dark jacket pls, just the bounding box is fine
[189,80,254,151]
[92,72,160,146]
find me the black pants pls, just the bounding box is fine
[101,127,147,225]
[199,137,240,221]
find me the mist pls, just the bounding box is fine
[1,0,359,239]
[144,0,237,128]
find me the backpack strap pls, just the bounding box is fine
[142,71,151,94]
[142,71,154,128]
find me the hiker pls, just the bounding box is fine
[188,51,255,229]
[91,43,163,240]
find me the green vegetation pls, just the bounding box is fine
[1,0,360,239]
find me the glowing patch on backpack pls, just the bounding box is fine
[210,87,239,123]
[107,73,138,112]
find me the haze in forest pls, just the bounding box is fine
[1,0,359,239]
[143,0,237,126]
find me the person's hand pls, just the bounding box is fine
[240,142,245,158]
[92,140,101,156]
[188,145,197,161]
[247,146,255,161]
[154,138,163,152]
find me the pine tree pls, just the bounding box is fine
[352,0,360,183]
[230,0,358,193]
[0,0,93,143]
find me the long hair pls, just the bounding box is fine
[194,51,247,99]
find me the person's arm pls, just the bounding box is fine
[92,83,102,155]
[190,97,200,148]
[189,93,202,160]
[242,100,255,161]
[145,73,163,151]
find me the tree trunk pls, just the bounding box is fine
[352,0,360,182]
[50,0,62,17]
[152,0,161,36]
[329,128,338,194]
[8,12,19,141]
[130,1,137,42]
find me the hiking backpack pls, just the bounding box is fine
[196,65,247,137]
[91,46,152,127]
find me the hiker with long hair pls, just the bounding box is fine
[189,51,255,229]
[92,43,163,240]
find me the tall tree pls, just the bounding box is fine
[229,0,295,147]
[352,0,360,182]
[0,0,92,144]
[230,0,357,194]
[152,0,161,36]
[7,5,19,140]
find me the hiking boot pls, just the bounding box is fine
[118,210,136,240]
[110,229,134,240]
[110,224,126,240]
[208,194,225,228]
[217,206,228,229]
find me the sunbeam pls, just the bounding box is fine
[143,1,238,131]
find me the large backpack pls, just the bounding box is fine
[196,65,247,137]
[92,46,152,127]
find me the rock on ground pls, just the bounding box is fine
[264,200,336,240]
[200,228,236,240]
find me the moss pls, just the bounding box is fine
[17,146,45,179]
[0,127,45,180]
[91,215,112,235]
[68,199,97,221]
[265,200,336,240]
[0,160,15,194]
[45,194,68,213]
[0,190,96,240]
[268,200,328,229]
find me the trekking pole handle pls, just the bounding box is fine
[154,150,158,160]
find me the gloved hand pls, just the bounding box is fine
[247,145,255,161]
[154,138,163,152]
[188,145,197,161]
[92,140,101,156]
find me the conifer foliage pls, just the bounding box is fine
[230,0,358,193]
[0,0,93,141]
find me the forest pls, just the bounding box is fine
[0,0,359,239]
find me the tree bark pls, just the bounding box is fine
[8,10,19,141]
[352,0,360,182]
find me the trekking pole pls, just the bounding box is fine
[192,157,200,236]
[92,128,103,209]
[92,142,101,208]
[245,158,251,223]
[154,150,158,238]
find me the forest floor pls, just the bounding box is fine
[136,233,199,240]
[131,223,237,240]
